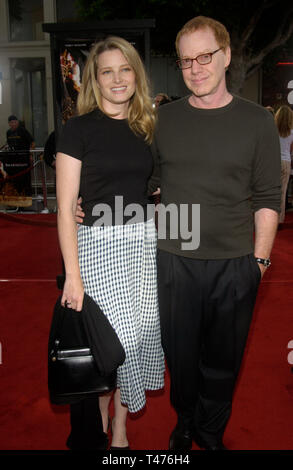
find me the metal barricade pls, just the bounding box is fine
[0,148,56,213]
[31,148,55,213]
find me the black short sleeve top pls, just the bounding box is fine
[57,109,153,226]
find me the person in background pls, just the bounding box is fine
[154,92,171,107]
[274,105,293,227]
[56,36,165,450]
[5,115,35,204]
[6,115,35,151]
[265,106,275,117]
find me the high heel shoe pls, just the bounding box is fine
[110,446,130,450]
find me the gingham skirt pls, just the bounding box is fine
[77,218,165,413]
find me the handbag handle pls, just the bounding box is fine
[50,339,60,362]
[49,296,70,360]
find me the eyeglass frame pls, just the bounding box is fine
[176,48,223,69]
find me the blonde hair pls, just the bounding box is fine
[77,36,156,144]
[176,16,230,56]
[275,105,293,138]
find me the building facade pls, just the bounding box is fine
[0,0,263,149]
[0,0,57,147]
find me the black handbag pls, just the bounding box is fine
[48,341,117,405]
[48,296,119,405]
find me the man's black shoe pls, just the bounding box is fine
[204,442,227,451]
[169,426,192,451]
[193,430,227,450]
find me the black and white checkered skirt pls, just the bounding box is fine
[77,218,165,413]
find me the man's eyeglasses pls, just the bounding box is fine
[176,48,223,69]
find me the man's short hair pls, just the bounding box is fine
[8,115,18,122]
[176,16,230,56]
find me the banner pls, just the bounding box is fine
[59,42,90,121]
[0,151,32,207]
[262,63,293,107]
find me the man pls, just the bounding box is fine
[149,16,281,451]
[75,16,281,451]
[5,115,35,203]
[6,115,35,151]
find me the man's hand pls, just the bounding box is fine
[152,187,161,196]
[257,263,267,279]
[254,208,278,280]
[75,196,85,224]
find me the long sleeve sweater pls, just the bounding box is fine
[149,95,281,259]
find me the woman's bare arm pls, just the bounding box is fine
[56,152,84,311]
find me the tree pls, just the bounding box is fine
[224,0,293,93]
[75,0,293,93]
[8,0,24,22]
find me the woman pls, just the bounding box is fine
[56,36,165,450]
[275,105,293,226]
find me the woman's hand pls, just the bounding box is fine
[75,196,85,224]
[61,275,84,311]
[56,152,84,311]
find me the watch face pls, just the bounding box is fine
[255,257,271,267]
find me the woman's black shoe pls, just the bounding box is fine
[192,430,228,450]
[66,431,109,450]
[110,446,130,450]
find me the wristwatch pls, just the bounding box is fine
[255,257,271,267]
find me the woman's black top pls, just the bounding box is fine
[57,109,153,226]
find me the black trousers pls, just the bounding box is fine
[67,396,107,450]
[157,250,261,446]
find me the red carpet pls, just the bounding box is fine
[0,212,292,450]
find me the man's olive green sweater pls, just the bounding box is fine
[149,95,281,259]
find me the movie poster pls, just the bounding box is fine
[0,151,32,207]
[59,41,91,122]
